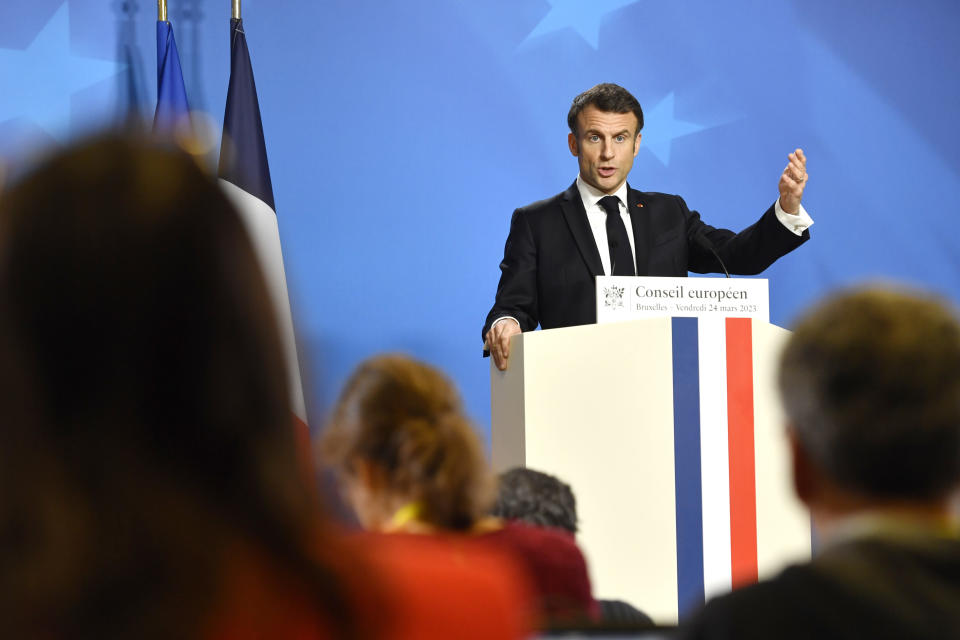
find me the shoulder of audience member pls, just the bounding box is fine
[349,531,536,639]
[203,535,362,640]
[678,566,815,640]
[481,520,592,577]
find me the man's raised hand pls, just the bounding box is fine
[778,148,807,215]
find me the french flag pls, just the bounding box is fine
[670,316,811,616]
[218,18,309,443]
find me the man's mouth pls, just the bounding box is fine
[598,167,616,178]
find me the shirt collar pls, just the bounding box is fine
[576,175,629,212]
[818,511,960,552]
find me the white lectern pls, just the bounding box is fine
[490,279,811,624]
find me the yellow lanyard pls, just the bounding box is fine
[390,502,424,529]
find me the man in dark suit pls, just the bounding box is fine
[680,288,960,640]
[483,83,812,369]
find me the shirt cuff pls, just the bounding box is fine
[492,316,520,330]
[774,199,814,236]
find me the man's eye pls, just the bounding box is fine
[616,135,625,142]
[589,135,600,142]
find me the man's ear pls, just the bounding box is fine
[633,132,642,157]
[788,426,816,507]
[568,132,579,157]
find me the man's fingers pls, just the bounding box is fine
[779,174,804,200]
[778,149,807,214]
[488,327,511,370]
[788,150,807,178]
[491,338,504,369]
[784,158,806,184]
[488,320,521,371]
[498,333,511,358]
[782,174,803,189]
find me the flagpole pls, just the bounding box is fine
[158,0,167,21]
[232,0,241,19]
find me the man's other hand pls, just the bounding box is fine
[778,148,808,214]
[486,319,521,371]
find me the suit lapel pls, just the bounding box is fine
[560,181,604,277]
[627,185,650,275]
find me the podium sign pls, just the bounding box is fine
[596,276,769,324]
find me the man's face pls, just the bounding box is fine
[568,105,642,194]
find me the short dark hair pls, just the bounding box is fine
[492,467,578,534]
[778,287,960,501]
[567,83,644,135]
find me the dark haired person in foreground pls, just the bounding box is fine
[680,287,960,640]
[0,137,531,639]
[484,83,812,369]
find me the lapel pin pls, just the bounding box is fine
[636,203,644,208]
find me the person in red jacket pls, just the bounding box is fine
[321,353,600,625]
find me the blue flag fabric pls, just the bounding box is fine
[153,20,190,133]
[218,18,275,212]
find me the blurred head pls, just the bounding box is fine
[779,287,960,510]
[567,84,643,194]
[492,468,578,534]
[0,136,347,637]
[321,354,494,532]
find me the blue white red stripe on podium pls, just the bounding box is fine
[670,317,761,616]
[670,317,704,615]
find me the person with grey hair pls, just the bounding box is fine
[680,287,960,640]
[492,467,579,534]
[493,467,655,629]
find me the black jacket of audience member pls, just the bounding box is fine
[681,529,960,640]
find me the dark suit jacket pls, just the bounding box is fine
[482,182,809,339]
[679,532,960,640]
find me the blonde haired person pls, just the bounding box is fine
[322,354,599,624]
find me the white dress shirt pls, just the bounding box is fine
[577,176,637,277]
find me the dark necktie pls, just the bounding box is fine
[598,195,635,276]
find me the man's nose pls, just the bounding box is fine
[600,140,614,159]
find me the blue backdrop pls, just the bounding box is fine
[3,0,959,443]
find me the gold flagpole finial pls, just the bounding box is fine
[232,0,241,20]
[158,0,167,21]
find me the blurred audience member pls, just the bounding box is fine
[494,467,654,628]
[493,467,579,533]
[681,287,960,640]
[321,354,599,624]
[0,137,530,639]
